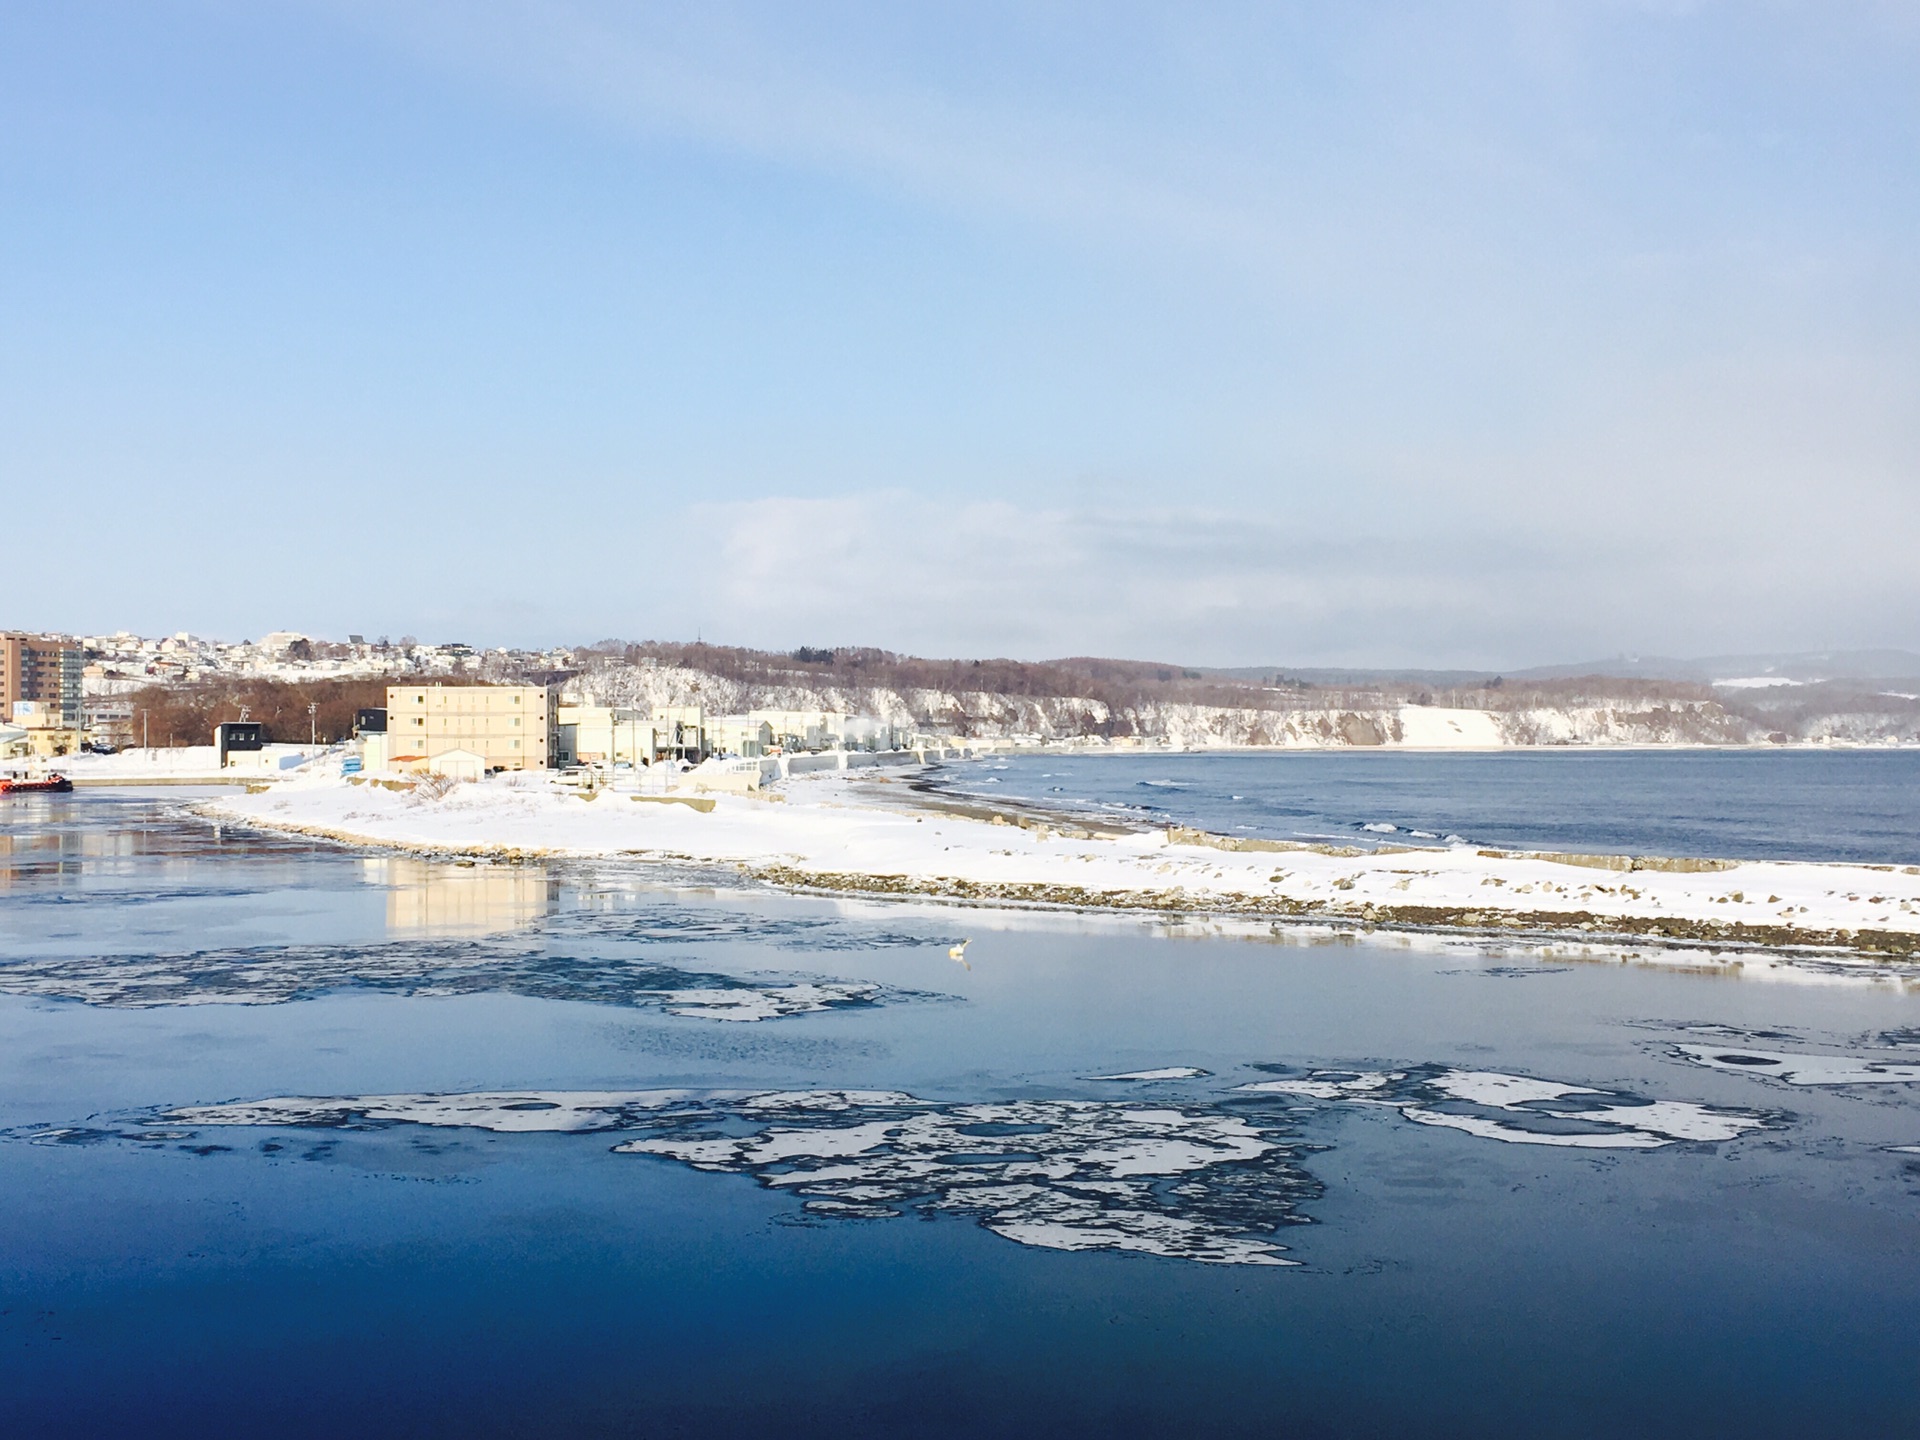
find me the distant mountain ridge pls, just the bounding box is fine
[1203,650,1920,687]
[1510,651,1920,684]
[1200,666,1500,686]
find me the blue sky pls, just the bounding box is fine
[3,1,1916,665]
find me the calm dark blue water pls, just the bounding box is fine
[3,786,1919,1437]
[932,748,1920,862]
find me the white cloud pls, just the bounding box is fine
[675,473,1920,666]
[688,494,1585,664]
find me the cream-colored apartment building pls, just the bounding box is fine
[385,684,558,772]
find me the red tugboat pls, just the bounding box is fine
[0,773,73,795]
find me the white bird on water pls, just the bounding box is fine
[948,939,971,970]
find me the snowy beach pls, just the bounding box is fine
[201,764,1920,965]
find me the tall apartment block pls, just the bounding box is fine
[0,633,82,726]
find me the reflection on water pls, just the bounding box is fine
[369,857,554,938]
[0,797,949,1014]
[0,797,175,887]
[0,790,330,894]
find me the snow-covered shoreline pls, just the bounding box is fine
[14,728,1917,791]
[199,765,1920,965]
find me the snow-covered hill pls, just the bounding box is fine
[566,660,1918,748]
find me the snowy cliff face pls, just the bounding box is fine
[567,661,1917,747]
[1713,683,1920,746]
[1114,705,1399,748]
[1134,702,1910,747]
[572,664,1118,737]
[1493,703,1753,746]
[576,666,750,711]
[1107,703,1748,748]
[1794,710,1920,743]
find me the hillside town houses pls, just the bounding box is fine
[361,686,912,778]
[2,627,921,770]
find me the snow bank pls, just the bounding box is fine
[1394,707,1505,748]
[204,768,1920,961]
[18,745,323,782]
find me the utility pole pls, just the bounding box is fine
[141,708,148,752]
[308,702,318,749]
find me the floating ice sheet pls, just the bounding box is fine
[153,1087,1319,1266]
[170,1090,693,1132]
[1672,1045,1920,1086]
[1240,1065,1774,1148]
[535,901,942,953]
[0,939,935,1020]
[15,1059,1781,1267]
[655,983,885,1021]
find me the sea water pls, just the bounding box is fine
[2,784,1918,1437]
[929,747,1920,862]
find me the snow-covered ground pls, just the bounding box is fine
[11,744,323,782]
[203,766,1920,963]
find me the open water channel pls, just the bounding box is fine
[928,747,1920,863]
[3,773,1918,1437]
